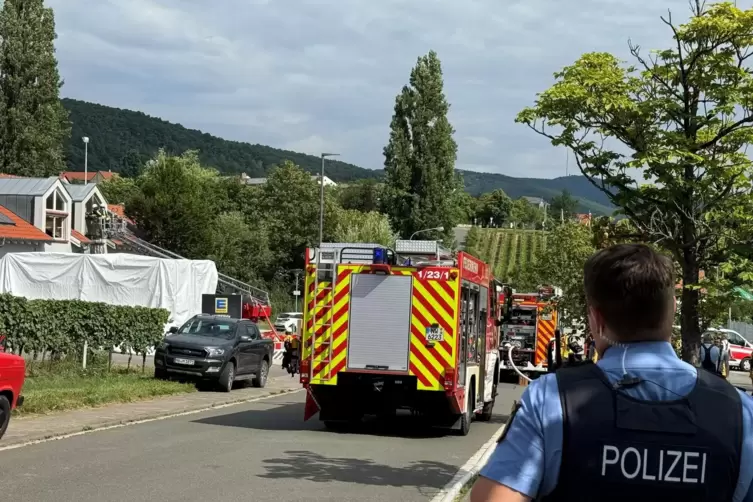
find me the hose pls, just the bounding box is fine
[506,343,532,383]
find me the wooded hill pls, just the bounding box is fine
[62,98,614,214]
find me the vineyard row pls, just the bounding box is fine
[472,230,548,281]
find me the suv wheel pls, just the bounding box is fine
[254,359,269,388]
[218,361,235,392]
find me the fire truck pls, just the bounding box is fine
[498,286,560,380]
[300,240,502,435]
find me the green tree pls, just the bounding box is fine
[338,179,382,213]
[381,50,463,243]
[477,189,513,227]
[509,198,544,228]
[334,210,397,246]
[549,190,579,222]
[126,150,225,259]
[520,222,596,327]
[97,176,139,205]
[258,160,340,270]
[0,0,69,176]
[208,211,272,284]
[119,150,145,178]
[516,2,753,362]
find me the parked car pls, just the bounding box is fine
[153,314,274,392]
[273,312,303,333]
[0,351,25,439]
[704,328,753,372]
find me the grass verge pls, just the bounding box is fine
[14,356,196,416]
[454,474,478,501]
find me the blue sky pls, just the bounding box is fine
[47,0,739,178]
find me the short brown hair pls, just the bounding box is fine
[583,243,675,340]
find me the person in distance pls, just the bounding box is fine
[470,243,753,502]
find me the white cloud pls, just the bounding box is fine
[47,0,752,178]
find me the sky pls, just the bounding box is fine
[46,0,748,178]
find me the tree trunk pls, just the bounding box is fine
[680,250,701,365]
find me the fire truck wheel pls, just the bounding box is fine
[478,384,496,422]
[0,395,10,440]
[218,361,235,392]
[457,383,474,436]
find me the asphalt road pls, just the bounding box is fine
[0,384,523,502]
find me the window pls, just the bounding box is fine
[45,214,66,240]
[178,318,235,339]
[46,189,66,212]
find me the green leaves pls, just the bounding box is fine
[516,1,753,359]
[382,51,461,243]
[0,0,69,176]
[0,294,169,356]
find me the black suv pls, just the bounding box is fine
[154,315,274,392]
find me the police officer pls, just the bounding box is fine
[470,243,753,502]
[699,332,723,377]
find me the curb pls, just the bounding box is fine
[431,423,507,502]
[1,379,303,452]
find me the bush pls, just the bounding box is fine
[0,294,170,357]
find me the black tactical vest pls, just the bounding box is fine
[540,364,743,502]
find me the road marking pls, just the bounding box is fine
[430,423,507,502]
[0,387,304,453]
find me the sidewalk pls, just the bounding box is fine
[3,375,301,448]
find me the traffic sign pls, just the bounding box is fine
[293,290,301,296]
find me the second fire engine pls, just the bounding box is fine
[300,240,502,435]
[498,286,560,380]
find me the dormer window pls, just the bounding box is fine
[45,188,69,240]
[46,189,66,211]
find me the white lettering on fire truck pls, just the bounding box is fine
[462,256,478,274]
[601,445,707,483]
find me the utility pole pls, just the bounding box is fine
[292,269,303,312]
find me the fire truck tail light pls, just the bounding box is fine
[443,367,455,390]
[300,359,311,384]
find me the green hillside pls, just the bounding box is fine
[61,98,614,214]
[467,228,548,281]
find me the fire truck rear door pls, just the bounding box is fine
[347,273,413,371]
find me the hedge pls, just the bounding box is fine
[0,293,170,356]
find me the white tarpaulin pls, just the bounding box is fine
[0,252,218,328]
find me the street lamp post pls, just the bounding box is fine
[319,152,339,246]
[409,226,444,240]
[82,137,90,185]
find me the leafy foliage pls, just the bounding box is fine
[516,1,753,362]
[0,293,170,356]
[0,0,70,177]
[548,190,579,222]
[476,190,513,227]
[520,222,596,327]
[334,210,397,246]
[381,50,464,242]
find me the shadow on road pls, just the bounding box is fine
[192,399,511,438]
[260,449,458,491]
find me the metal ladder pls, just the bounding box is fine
[311,250,337,381]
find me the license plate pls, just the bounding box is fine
[426,326,443,342]
[173,358,194,365]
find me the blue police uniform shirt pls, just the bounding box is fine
[479,341,753,501]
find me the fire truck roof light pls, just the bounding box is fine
[395,239,438,254]
[373,247,387,264]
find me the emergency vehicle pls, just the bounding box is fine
[300,240,502,435]
[498,286,560,379]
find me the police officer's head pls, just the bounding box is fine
[583,243,675,353]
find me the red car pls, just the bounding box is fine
[0,351,25,439]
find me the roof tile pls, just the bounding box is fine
[0,204,52,242]
[71,229,90,244]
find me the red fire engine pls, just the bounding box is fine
[300,240,502,435]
